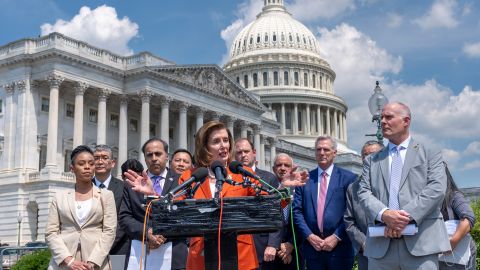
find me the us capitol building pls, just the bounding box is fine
[0,0,360,245]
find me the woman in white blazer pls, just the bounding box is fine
[46,145,117,270]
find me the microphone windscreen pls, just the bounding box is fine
[192,167,209,183]
[228,160,242,174]
[211,160,224,171]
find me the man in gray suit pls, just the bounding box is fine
[344,141,384,270]
[358,102,450,269]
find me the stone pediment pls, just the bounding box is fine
[151,65,265,111]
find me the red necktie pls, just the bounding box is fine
[317,171,328,233]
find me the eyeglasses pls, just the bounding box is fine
[94,156,111,162]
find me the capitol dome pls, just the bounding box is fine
[224,0,353,153]
[229,0,323,62]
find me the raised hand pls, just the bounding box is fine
[124,170,155,195]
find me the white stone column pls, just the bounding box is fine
[343,113,348,143]
[73,82,88,148]
[326,108,331,137]
[333,110,338,139]
[118,95,128,169]
[253,125,261,165]
[178,102,189,149]
[210,112,220,122]
[293,103,298,135]
[269,138,276,170]
[259,135,265,169]
[2,83,15,169]
[96,89,110,145]
[226,116,235,140]
[280,103,286,135]
[45,74,64,168]
[306,104,311,135]
[240,121,248,138]
[195,107,204,132]
[160,97,171,144]
[140,89,153,146]
[339,112,344,141]
[317,105,322,135]
[14,80,28,169]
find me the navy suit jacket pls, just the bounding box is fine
[292,165,356,260]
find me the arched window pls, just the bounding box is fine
[273,33,277,42]
[244,75,249,88]
[265,33,268,42]
[304,73,308,87]
[284,71,289,85]
[257,35,261,43]
[281,33,285,42]
[289,34,293,42]
[274,71,279,86]
[263,72,268,86]
[312,74,316,88]
[253,73,258,87]
[236,77,240,84]
[250,37,253,44]
[319,75,323,89]
[303,37,306,44]
[296,34,300,43]
[294,72,299,86]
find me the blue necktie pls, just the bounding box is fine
[98,183,106,189]
[152,175,163,195]
[388,146,403,210]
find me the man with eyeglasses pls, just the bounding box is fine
[93,144,129,257]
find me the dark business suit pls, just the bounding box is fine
[253,168,282,269]
[104,177,130,256]
[293,165,356,270]
[118,169,188,270]
[344,179,368,270]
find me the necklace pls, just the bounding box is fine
[76,201,83,209]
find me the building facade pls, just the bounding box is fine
[0,1,361,246]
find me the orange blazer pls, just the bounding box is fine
[178,167,260,270]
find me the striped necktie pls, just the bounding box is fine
[388,146,403,210]
[317,171,328,233]
[152,175,163,195]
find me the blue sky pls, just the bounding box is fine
[1,0,479,187]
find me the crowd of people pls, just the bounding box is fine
[45,102,476,270]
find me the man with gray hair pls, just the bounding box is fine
[293,136,357,269]
[93,144,128,256]
[344,140,384,270]
[358,102,449,269]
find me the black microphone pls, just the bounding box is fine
[211,160,227,199]
[166,167,209,198]
[228,161,261,181]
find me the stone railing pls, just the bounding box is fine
[28,170,75,182]
[0,32,174,69]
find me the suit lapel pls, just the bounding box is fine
[324,166,339,209]
[199,177,213,198]
[82,186,101,227]
[309,168,319,214]
[67,190,81,228]
[162,171,176,196]
[399,139,419,190]
[378,148,390,195]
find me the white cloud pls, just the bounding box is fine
[219,0,262,65]
[287,0,355,21]
[463,42,480,58]
[464,141,480,156]
[40,5,138,55]
[387,13,403,28]
[442,148,461,167]
[463,160,480,170]
[413,0,459,30]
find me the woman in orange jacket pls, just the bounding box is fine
[178,120,259,270]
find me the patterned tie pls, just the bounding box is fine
[282,204,290,223]
[317,171,328,233]
[152,175,163,195]
[98,183,106,189]
[388,146,403,210]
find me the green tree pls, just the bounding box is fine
[11,249,50,270]
[470,199,479,270]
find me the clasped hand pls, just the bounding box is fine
[148,228,166,249]
[307,234,339,252]
[381,209,411,238]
